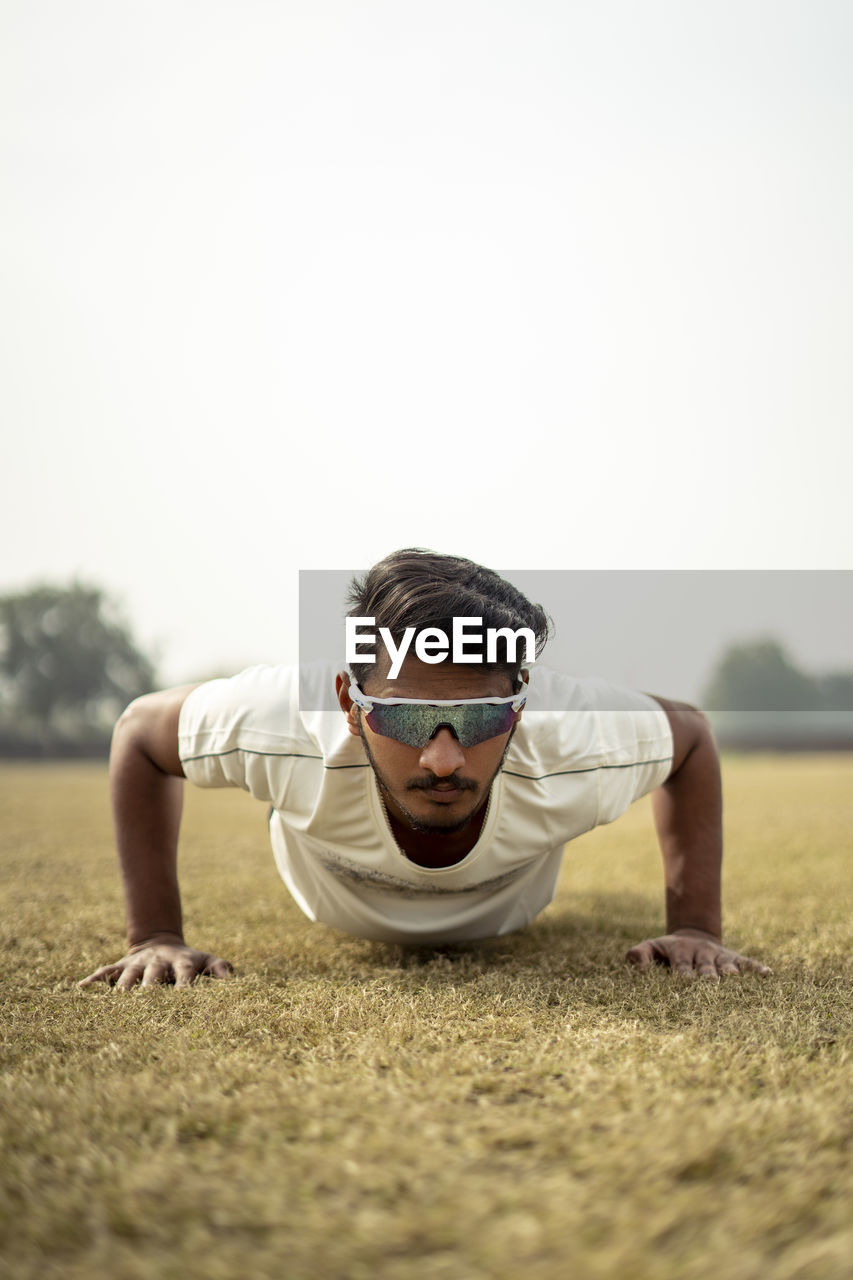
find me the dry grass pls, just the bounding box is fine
[1,757,851,1280]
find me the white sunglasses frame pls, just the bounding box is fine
[346,675,528,713]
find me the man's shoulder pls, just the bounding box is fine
[179,661,349,758]
[523,665,661,714]
[507,665,671,776]
[182,662,297,721]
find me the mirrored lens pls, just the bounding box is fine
[365,702,516,748]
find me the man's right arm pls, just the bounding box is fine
[79,685,234,991]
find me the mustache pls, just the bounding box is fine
[406,773,478,793]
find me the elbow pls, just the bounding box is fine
[110,694,168,773]
[111,687,188,778]
[112,694,152,742]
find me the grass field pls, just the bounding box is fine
[1,757,851,1280]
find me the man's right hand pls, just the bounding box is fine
[79,934,234,990]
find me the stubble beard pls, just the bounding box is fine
[358,721,516,836]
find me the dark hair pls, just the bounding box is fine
[346,548,551,690]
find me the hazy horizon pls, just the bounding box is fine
[3,2,851,687]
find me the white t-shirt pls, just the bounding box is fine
[178,663,673,946]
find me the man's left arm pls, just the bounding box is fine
[625,696,772,980]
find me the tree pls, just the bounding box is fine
[701,638,820,711]
[0,581,157,752]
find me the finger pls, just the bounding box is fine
[625,942,656,970]
[716,958,740,977]
[173,959,199,989]
[114,963,145,991]
[693,944,721,981]
[662,940,697,977]
[79,964,122,987]
[141,961,171,987]
[736,955,773,976]
[203,957,234,979]
[669,943,702,978]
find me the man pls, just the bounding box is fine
[80,549,770,991]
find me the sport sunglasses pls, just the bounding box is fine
[347,677,528,749]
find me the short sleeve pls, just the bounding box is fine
[178,665,318,804]
[509,667,673,830]
[594,689,673,825]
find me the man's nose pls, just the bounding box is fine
[418,727,466,776]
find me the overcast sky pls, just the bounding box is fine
[2,1,851,689]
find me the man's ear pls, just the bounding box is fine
[335,672,361,738]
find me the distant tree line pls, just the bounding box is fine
[1,583,852,757]
[701,638,853,712]
[700,637,853,750]
[0,582,157,757]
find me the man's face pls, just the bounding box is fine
[336,656,522,836]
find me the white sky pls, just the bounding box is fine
[2,1,851,686]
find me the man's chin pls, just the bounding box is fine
[402,807,476,835]
[385,786,481,835]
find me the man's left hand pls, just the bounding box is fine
[625,927,772,980]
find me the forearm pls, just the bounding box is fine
[651,719,723,938]
[110,717,185,947]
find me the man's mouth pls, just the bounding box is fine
[427,785,462,802]
[408,775,477,802]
